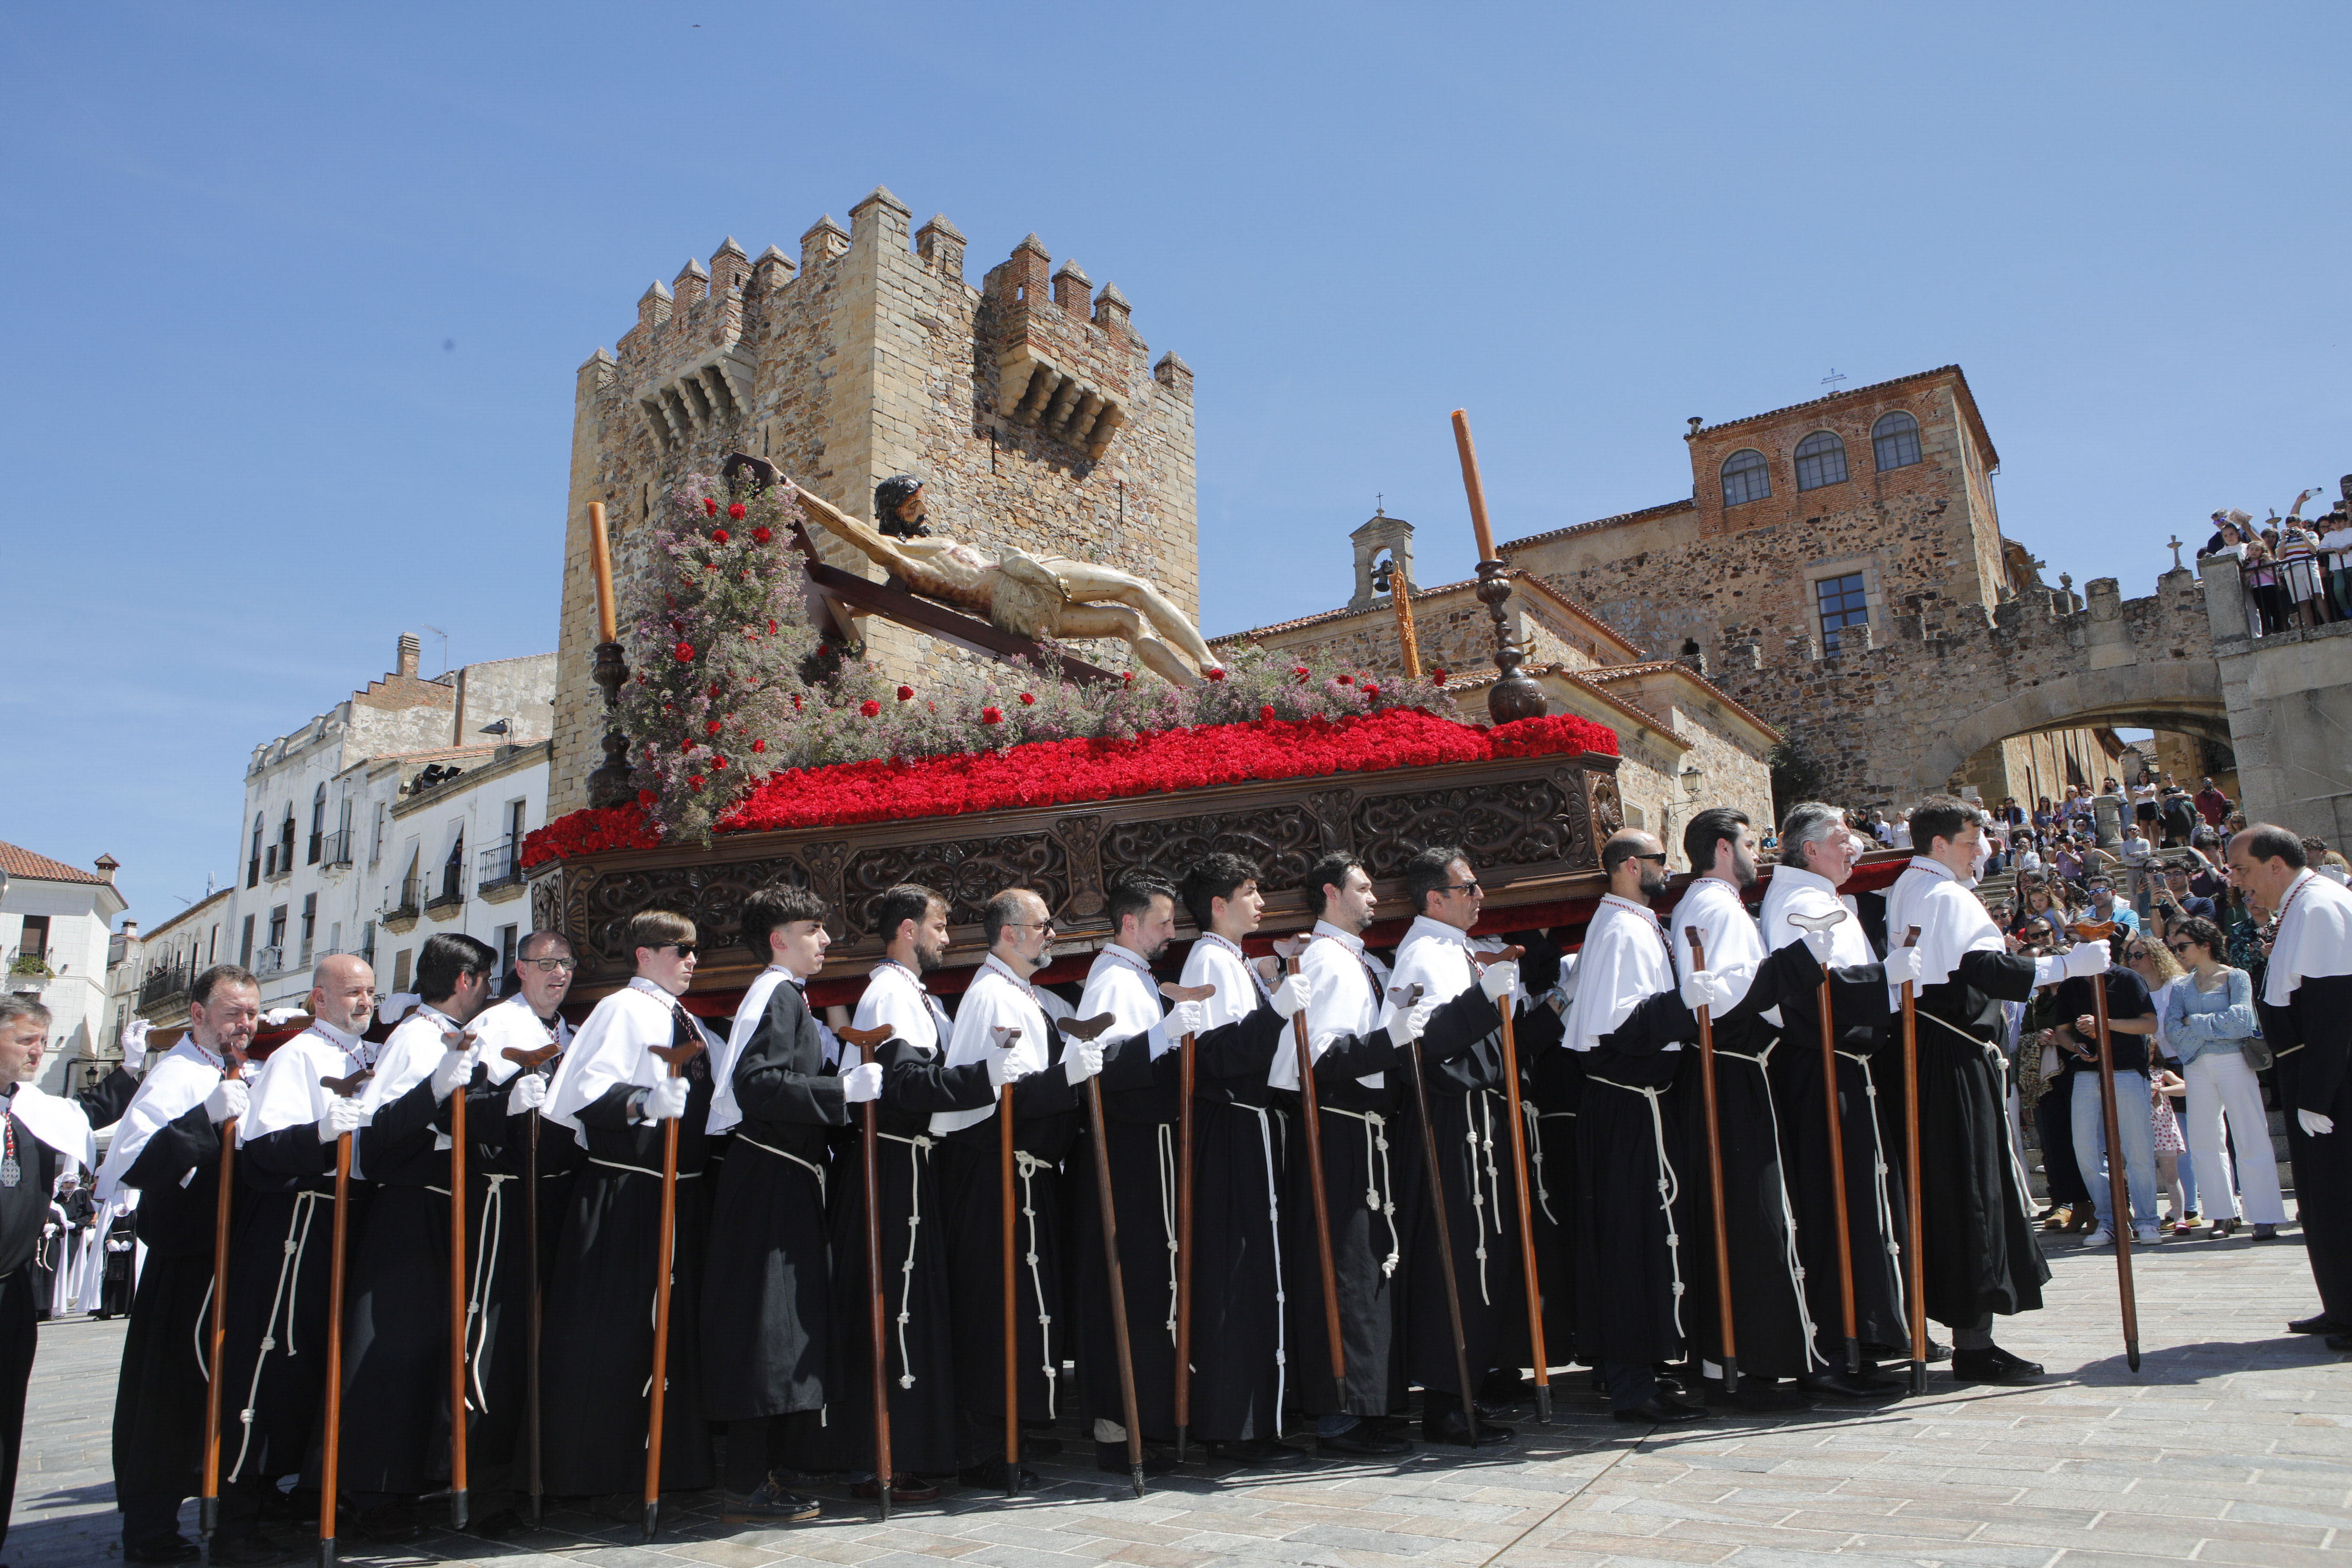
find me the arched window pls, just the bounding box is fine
[1873,411,1922,471]
[1720,448,1771,506]
[1795,431,1848,491]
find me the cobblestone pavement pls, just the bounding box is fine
[12,1223,2348,1567]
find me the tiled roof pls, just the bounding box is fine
[1211,569,1645,659]
[1579,661,1780,741]
[0,840,110,886]
[1496,497,1695,554]
[1690,364,1966,438]
[370,744,504,769]
[1443,662,1688,747]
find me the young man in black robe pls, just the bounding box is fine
[2229,826,2352,1343]
[335,932,509,1541]
[1885,796,2100,1384]
[103,965,266,1565]
[838,884,1005,1500]
[700,886,873,1524]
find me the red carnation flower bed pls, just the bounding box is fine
[521,709,1614,869]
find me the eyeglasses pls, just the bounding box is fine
[1442,880,1483,895]
[523,957,578,973]
[1629,853,1669,866]
[1005,920,1058,934]
[660,942,698,958]
[2167,942,2194,955]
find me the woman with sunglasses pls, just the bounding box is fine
[2124,936,2199,1234]
[2159,916,2286,1239]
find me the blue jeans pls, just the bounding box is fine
[2072,1070,2158,1229]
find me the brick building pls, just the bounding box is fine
[552,188,1201,816]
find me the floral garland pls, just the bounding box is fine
[523,707,1615,868]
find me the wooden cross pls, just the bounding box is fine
[2167,534,2184,570]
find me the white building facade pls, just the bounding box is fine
[3,841,130,1094]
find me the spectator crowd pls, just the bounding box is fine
[2200,477,2352,636]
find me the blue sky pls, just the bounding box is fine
[6,4,2347,924]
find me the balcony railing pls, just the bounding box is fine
[478,837,521,893]
[426,864,466,914]
[138,962,192,1008]
[254,944,289,977]
[320,827,354,869]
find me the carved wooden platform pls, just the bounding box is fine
[531,748,1623,999]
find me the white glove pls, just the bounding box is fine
[1385,1004,1425,1051]
[1270,975,1307,1021]
[120,1021,151,1074]
[1165,999,1209,1038]
[2300,1108,2336,1136]
[1800,927,1838,964]
[317,1098,366,1141]
[1881,947,1923,988]
[1680,969,1736,1014]
[1063,1041,1105,1084]
[2063,941,2111,979]
[1479,961,1520,1004]
[508,1073,548,1113]
[204,1079,249,1126]
[840,1062,884,1103]
[640,1077,690,1122]
[429,1046,478,1101]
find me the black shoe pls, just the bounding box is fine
[122,1537,201,1565]
[468,1506,524,1539]
[1798,1370,1906,1399]
[1017,1428,1065,1458]
[1478,1369,1530,1405]
[1201,1437,1297,1465]
[1094,1440,1182,1476]
[1318,1427,1414,1457]
[1926,1338,1952,1363]
[1707,1377,1805,1410]
[1613,1396,1705,1424]
[2290,1314,2350,1335]
[958,1461,1040,1489]
[1950,1346,2042,1384]
[1421,1407,1514,1446]
[720,1478,821,1524]
[349,1500,420,1542]
[2326,1334,2352,1353]
[205,1533,299,1567]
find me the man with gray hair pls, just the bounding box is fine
[1759,804,1918,1394]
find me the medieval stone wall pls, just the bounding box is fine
[551,188,1200,814]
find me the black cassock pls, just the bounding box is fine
[1574,992,1702,1369]
[1400,985,1523,1399]
[336,1066,533,1500]
[1898,954,2049,1327]
[1183,993,1291,1439]
[701,978,845,1423]
[109,1100,231,1524]
[828,1037,996,1475]
[1768,962,1907,1359]
[0,1098,63,1551]
[937,1028,1080,1467]
[539,1039,717,1495]
[1512,1001,1580,1372]
[219,1119,350,1493]
[2262,972,2352,1322]
[1676,940,1826,1381]
[1071,1029,1178,1443]
[1287,1023,1419,1418]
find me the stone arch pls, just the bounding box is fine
[1905,659,2227,795]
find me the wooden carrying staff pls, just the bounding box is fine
[1390,982,1479,1437]
[995,1026,1022,1497]
[1684,930,1739,1398]
[642,1030,706,1543]
[1064,1013,1149,1497]
[1787,907,1863,1376]
[500,1040,562,1526]
[1157,981,1214,1464]
[2072,920,2142,1373]
[1285,954,1347,1402]
[836,1024,897,1518]
[1477,944,1550,1424]
[317,1066,374,1568]
[1898,926,1928,1397]
[444,1032,478,1532]
[198,1053,246,1546]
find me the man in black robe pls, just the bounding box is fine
[701,885,870,1524]
[2230,826,2352,1343]
[105,965,270,1565]
[1886,796,2101,1384]
[837,884,1003,1498]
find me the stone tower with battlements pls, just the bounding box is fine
[550,187,1200,814]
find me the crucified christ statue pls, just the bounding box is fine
[797,474,1225,686]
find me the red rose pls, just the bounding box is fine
[861,699,881,718]
[1204,667,1225,681]
[674,641,694,661]
[708,683,721,698]
[768,619,778,635]
[689,775,705,791]
[711,527,730,544]
[752,525,772,544]
[704,563,718,573]
[1336,673,1353,685]
[681,739,696,753]
[728,502,747,520]
[897,685,914,701]
[1293,665,1310,680]
[705,719,723,735]
[711,755,728,770]
[1019,692,1035,705]
[638,788,658,806]
[703,498,718,516]
[981,707,1004,725]
[1259,704,1276,721]
[792,693,803,711]
[1363,683,1381,700]
[1122,671,1135,685]
[751,738,766,753]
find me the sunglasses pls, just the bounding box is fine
[1630,852,1669,866]
[1442,880,1484,895]
[660,942,698,957]
[2167,941,2194,955]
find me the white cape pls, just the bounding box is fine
[1562,895,1677,1054]
[94,1039,236,1202]
[2267,870,2352,1007]
[708,967,795,1137]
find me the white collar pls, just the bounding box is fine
[1100,942,1156,974]
[874,957,932,991]
[1772,866,1839,899]
[1312,919,1366,954]
[981,952,1041,999]
[1906,855,1952,884]
[1401,914,1475,948]
[762,962,809,992]
[627,976,684,1005]
[1197,930,1252,961]
[1598,893,1662,926]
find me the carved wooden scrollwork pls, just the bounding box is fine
[1587,772,1624,840]
[565,857,813,972]
[1351,778,1571,880]
[1050,815,1108,918]
[1100,804,1327,888]
[1306,788,1358,852]
[837,832,1072,938]
[802,841,851,939]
